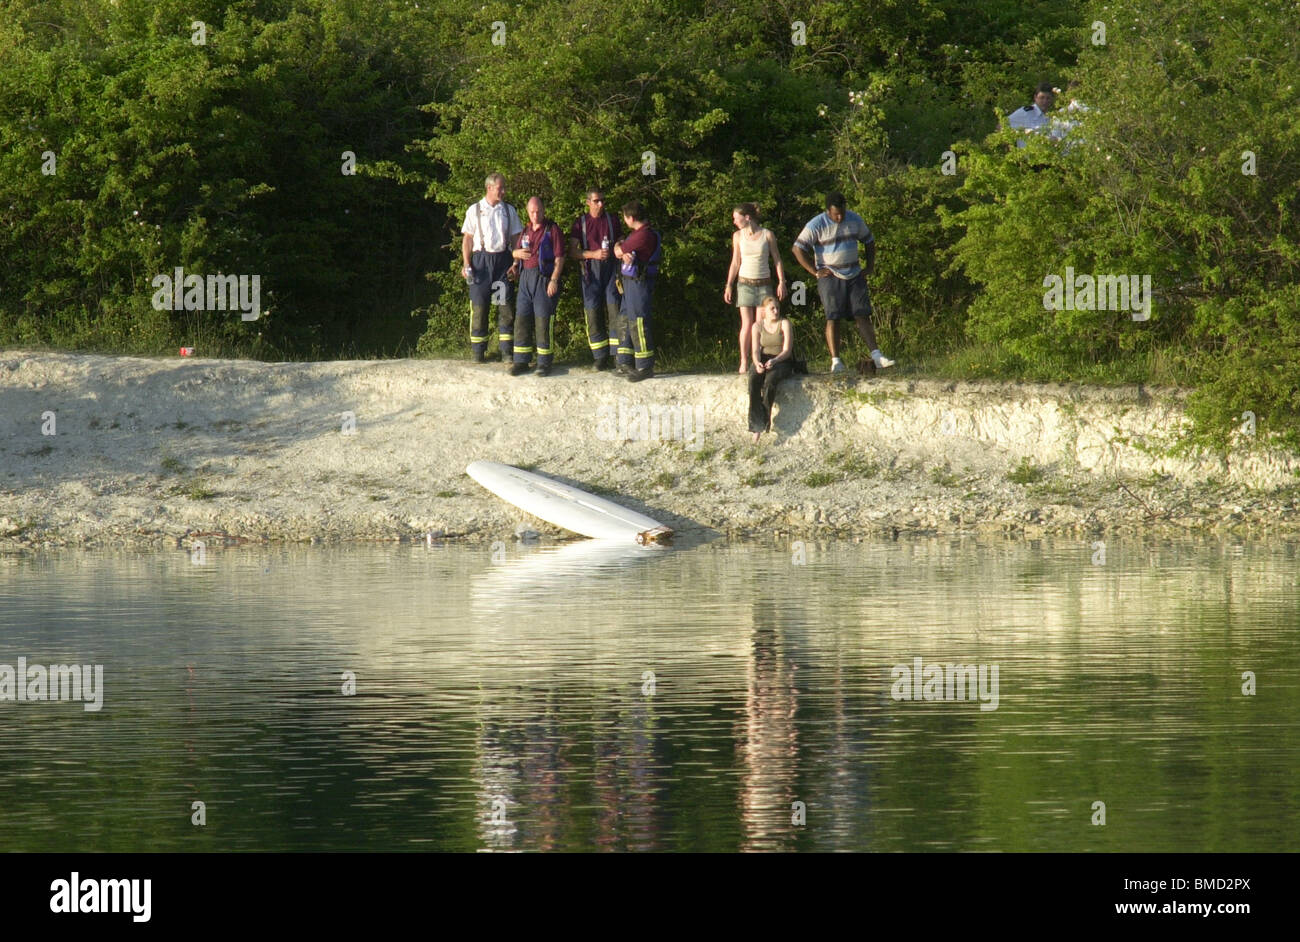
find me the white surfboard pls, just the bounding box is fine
[466,460,673,544]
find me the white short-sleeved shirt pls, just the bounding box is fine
[1008,102,1049,132]
[461,198,523,253]
[1008,102,1049,148]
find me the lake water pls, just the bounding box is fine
[1,536,1297,852]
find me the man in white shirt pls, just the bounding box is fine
[461,173,523,362]
[1008,82,1056,147]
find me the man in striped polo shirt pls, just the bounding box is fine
[792,192,894,374]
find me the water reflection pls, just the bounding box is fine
[738,608,801,851]
[0,536,1296,852]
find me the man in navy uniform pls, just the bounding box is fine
[568,188,622,371]
[509,196,566,376]
[460,172,524,362]
[612,200,661,383]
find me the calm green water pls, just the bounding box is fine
[1,537,1297,852]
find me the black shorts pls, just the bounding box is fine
[818,272,872,320]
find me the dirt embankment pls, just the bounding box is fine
[1,351,1297,550]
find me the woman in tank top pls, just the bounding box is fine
[723,203,787,374]
[748,295,795,443]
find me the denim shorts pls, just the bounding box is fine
[736,280,774,308]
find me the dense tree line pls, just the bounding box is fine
[1,0,1295,447]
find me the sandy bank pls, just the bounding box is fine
[1,351,1297,549]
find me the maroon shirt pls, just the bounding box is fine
[618,224,659,260]
[569,212,621,251]
[513,220,564,270]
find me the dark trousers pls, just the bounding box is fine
[748,353,794,432]
[468,250,516,358]
[619,277,655,369]
[513,269,558,367]
[582,261,620,361]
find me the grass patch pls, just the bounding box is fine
[1007,458,1047,485]
[169,479,217,500]
[693,446,717,463]
[803,470,838,487]
[22,444,54,457]
[160,456,186,474]
[651,471,676,489]
[743,471,777,487]
[436,490,458,498]
[826,449,881,478]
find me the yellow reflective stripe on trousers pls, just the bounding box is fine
[469,301,486,342]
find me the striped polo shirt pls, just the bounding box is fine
[794,210,873,280]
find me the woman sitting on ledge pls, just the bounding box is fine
[748,296,795,443]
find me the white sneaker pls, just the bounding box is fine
[871,351,895,369]
[830,357,846,373]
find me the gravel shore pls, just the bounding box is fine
[2,351,1297,550]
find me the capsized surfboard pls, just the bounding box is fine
[466,460,673,544]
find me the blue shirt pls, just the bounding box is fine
[794,210,873,280]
